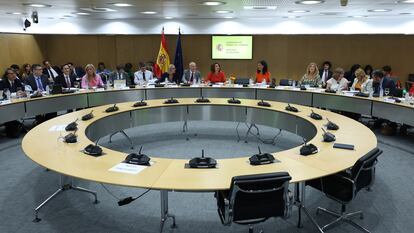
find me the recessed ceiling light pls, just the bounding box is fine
[47,17,55,19]
[200,1,225,6]
[22,3,52,8]
[295,0,325,4]
[6,12,22,15]
[244,6,277,10]
[398,0,414,3]
[350,15,367,18]
[165,16,173,19]
[75,12,91,15]
[288,10,310,13]
[400,12,412,15]
[111,3,133,7]
[320,12,340,16]
[215,10,233,14]
[63,15,74,17]
[368,9,391,12]
[224,16,234,19]
[140,11,157,14]
[283,16,301,19]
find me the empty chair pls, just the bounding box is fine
[306,148,382,232]
[215,172,292,233]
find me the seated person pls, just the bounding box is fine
[372,69,396,96]
[351,68,373,93]
[1,68,25,96]
[25,64,50,92]
[42,60,60,83]
[21,63,32,83]
[319,61,333,86]
[55,64,77,88]
[410,84,414,94]
[96,62,111,83]
[326,68,348,92]
[134,62,154,85]
[81,64,104,89]
[109,64,130,86]
[205,62,226,83]
[182,61,201,84]
[160,64,179,84]
[383,65,401,88]
[255,60,271,84]
[300,62,321,87]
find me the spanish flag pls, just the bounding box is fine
[154,27,170,78]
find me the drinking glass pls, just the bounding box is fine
[384,88,390,96]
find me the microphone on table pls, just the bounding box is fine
[82,110,94,121]
[321,127,336,142]
[65,118,78,131]
[83,136,103,156]
[300,137,318,156]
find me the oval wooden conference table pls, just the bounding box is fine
[21,96,378,233]
[1,85,413,127]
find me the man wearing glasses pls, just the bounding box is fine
[25,64,50,92]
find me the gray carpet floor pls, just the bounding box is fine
[0,121,413,233]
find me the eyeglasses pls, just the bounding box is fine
[7,73,14,75]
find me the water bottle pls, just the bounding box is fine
[46,85,50,95]
[369,90,373,99]
[4,88,10,100]
[379,88,384,98]
[292,80,296,87]
[261,78,266,87]
[404,90,409,103]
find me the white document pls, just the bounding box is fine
[48,124,67,132]
[109,163,148,175]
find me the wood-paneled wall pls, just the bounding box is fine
[0,34,46,74]
[2,33,414,83]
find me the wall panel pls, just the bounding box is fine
[1,34,413,84]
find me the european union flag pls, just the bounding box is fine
[174,28,184,82]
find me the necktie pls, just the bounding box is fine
[118,73,121,80]
[36,77,44,91]
[11,81,14,91]
[190,72,194,82]
[143,72,146,81]
[324,71,327,80]
[66,76,71,87]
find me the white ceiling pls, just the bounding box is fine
[1,0,414,34]
[1,0,413,21]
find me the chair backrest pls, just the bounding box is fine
[235,78,250,85]
[351,148,382,191]
[408,74,414,82]
[228,172,291,223]
[279,79,290,86]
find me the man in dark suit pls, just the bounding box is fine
[26,64,50,92]
[1,68,25,138]
[55,64,77,88]
[67,62,85,79]
[42,60,60,82]
[372,69,396,96]
[319,61,332,86]
[1,68,25,93]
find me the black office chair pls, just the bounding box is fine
[306,148,382,233]
[215,172,292,233]
[279,79,291,86]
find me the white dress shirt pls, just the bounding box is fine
[134,70,154,84]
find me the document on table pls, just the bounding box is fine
[48,124,67,132]
[109,163,148,175]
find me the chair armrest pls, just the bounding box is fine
[216,190,232,225]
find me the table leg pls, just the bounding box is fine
[160,190,177,233]
[295,182,324,233]
[33,175,99,222]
